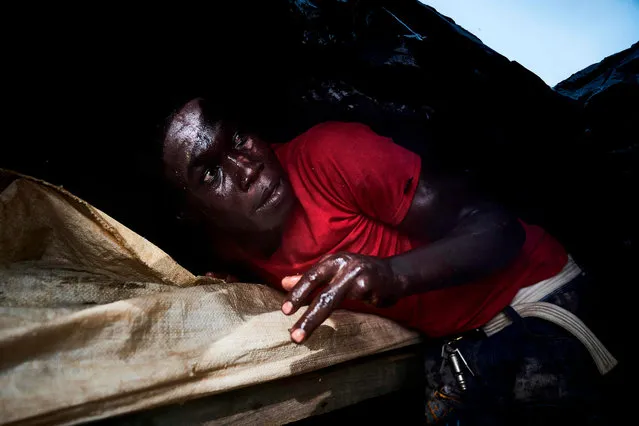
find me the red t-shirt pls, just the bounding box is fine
[249,122,568,337]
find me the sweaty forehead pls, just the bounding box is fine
[167,99,205,144]
[163,99,220,183]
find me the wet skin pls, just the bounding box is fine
[162,98,295,235]
[163,98,526,344]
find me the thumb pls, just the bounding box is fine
[281,274,303,291]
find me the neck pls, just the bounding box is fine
[208,225,285,262]
[238,227,284,259]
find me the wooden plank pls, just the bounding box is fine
[90,345,424,426]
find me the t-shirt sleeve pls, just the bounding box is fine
[294,122,422,226]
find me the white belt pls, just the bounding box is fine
[482,256,618,375]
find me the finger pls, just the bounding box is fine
[282,260,337,315]
[290,268,354,343]
[281,274,302,291]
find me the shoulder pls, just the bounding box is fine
[302,121,376,138]
[279,122,391,200]
[288,121,395,164]
[299,121,383,146]
[280,121,421,178]
[279,121,422,223]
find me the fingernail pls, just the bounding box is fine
[282,301,293,314]
[291,329,306,343]
[282,275,302,286]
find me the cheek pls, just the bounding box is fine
[253,140,276,162]
[267,149,282,170]
[190,186,225,215]
[208,183,253,221]
[217,177,236,201]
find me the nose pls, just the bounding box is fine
[225,152,264,191]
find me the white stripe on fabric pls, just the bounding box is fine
[482,256,618,375]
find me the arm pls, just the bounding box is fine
[282,173,525,343]
[390,174,525,295]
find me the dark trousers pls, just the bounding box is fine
[423,272,613,425]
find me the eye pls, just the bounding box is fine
[202,166,222,186]
[232,131,248,149]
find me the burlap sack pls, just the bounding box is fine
[0,170,420,426]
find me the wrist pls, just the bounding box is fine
[387,257,411,298]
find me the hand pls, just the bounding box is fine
[280,252,404,343]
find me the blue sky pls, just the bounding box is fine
[419,0,639,86]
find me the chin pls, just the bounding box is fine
[257,197,295,233]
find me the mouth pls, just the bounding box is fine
[256,178,280,210]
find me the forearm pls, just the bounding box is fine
[390,207,525,296]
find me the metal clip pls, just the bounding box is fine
[440,337,475,391]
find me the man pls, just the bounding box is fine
[162,97,615,424]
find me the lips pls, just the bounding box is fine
[256,178,279,210]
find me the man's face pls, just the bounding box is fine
[163,98,294,233]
